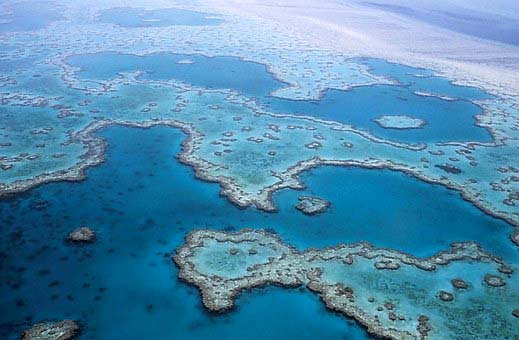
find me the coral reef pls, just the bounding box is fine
[21,320,79,340]
[67,227,95,243]
[295,195,330,215]
[174,229,518,339]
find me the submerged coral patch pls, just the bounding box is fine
[295,195,330,215]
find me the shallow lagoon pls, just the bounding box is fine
[67,52,492,143]
[0,126,515,339]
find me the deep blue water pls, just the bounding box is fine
[97,7,224,27]
[67,52,492,143]
[0,126,515,339]
[361,2,519,46]
[69,52,279,98]
[0,1,64,32]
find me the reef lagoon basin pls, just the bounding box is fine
[1,1,519,339]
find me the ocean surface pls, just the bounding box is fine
[0,126,514,339]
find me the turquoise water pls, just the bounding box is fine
[97,7,224,27]
[67,52,492,143]
[0,126,515,339]
[0,1,64,32]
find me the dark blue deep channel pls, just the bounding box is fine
[67,52,494,144]
[0,126,515,339]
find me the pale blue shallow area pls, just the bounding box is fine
[67,52,493,143]
[0,126,515,339]
[97,7,224,27]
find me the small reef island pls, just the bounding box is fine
[295,195,330,215]
[21,320,79,340]
[66,227,95,243]
[373,115,426,130]
[1,0,519,339]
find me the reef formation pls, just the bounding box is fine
[21,320,79,340]
[66,226,95,243]
[295,195,330,215]
[174,229,519,339]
